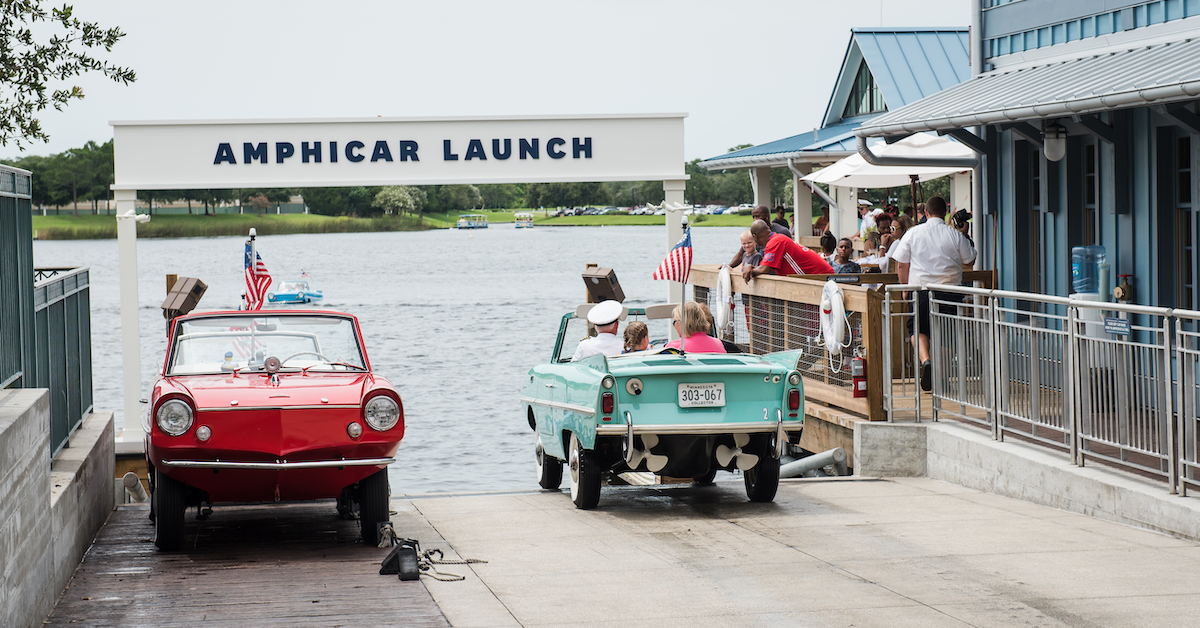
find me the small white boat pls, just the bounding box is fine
[456,214,488,229]
[515,212,534,229]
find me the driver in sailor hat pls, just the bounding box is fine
[571,300,625,361]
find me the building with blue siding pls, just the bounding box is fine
[856,0,1200,308]
[699,28,971,237]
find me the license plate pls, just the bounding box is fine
[678,383,725,408]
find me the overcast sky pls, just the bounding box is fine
[9,0,969,162]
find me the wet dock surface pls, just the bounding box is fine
[50,477,1200,627]
[46,502,449,628]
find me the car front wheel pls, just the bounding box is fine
[153,468,186,551]
[568,433,600,509]
[536,435,563,490]
[358,469,391,546]
[743,451,780,503]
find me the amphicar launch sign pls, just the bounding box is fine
[111,114,686,190]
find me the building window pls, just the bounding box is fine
[1177,135,1195,310]
[842,61,886,119]
[1083,141,1098,245]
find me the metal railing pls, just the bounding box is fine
[883,283,1190,494]
[32,267,93,456]
[1177,309,1200,496]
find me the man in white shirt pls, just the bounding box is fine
[572,300,625,361]
[890,196,977,392]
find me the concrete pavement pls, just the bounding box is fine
[389,477,1200,628]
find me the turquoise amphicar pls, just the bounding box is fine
[456,214,489,229]
[519,303,804,509]
[267,278,323,305]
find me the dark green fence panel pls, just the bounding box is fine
[33,267,93,456]
[0,166,35,390]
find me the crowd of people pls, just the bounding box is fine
[574,199,977,388]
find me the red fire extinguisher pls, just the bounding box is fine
[852,357,867,398]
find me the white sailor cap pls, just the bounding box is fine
[587,300,623,326]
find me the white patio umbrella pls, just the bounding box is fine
[802,132,973,188]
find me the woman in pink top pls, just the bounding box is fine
[665,302,726,353]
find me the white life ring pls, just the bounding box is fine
[819,280,850,362]
[716,264,734,338]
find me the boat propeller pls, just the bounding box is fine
[626,433,669,473]
[716,433,759,471]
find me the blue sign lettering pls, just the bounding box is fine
[465,139,487,161]
[492,138,511,160]
[244,142,268,164]
[276,142,295,163]
[214,143,236,164]
[399,140,419,162]
[519,138,538,160]
[371,140,393,162]
[302,141,321,163]
[213,136,590,166]
[573,137,592,158]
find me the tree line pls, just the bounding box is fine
[4,140,810,216]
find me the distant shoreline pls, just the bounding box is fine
[30,212,756,240]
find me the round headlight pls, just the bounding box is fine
[364,395,400,431]
[789,373,801,386]
[601,375,615,390]
[156,400,194,436]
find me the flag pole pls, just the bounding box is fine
[248,227,257,310]
[680,215,688,354]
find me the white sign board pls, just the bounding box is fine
[111,114,686,190]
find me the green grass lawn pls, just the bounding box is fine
[30,210,760,239]
[32,213,428,239]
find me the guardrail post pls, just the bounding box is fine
[986,293,997,438]
[1067,304,1079,465]
[1164,313,1177,494]
[994,297,1006,442]
[883,290,894,422]
[914,288,923,423]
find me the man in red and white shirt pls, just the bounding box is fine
[743,220,833,282]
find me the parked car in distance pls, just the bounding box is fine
[145,310,404,550]
[521,304,804,509]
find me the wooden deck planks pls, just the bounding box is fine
[44,503,451,628]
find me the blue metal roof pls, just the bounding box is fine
[709,120,860,164]
[850,28,971,114]
[702,28,968,169]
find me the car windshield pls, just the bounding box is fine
[555,313,672,362]
[168,314,366,375]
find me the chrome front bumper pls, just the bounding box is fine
[160,457,396,470]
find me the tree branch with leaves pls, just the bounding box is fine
[0,1,136,148]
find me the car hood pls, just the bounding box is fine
[167,372,370,410]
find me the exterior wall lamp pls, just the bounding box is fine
[1044,123,1067,162]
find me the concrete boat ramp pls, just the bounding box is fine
[49,474,1200,627]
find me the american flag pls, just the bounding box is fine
[652,228,693,284]
[244,241,272,310]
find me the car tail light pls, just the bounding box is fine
[601,392,614,415]
[788,389,800,411]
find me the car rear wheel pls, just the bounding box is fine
[693,467,718,486]
[743,452,780,503]
[568,433,600,509]
[153,468,186,551]
[536,435,563,490]
[359,469,391,546]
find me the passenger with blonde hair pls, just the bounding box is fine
[664,301,726,353]
[622,321,649,353]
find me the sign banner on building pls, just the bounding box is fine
[111,114,687,190]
